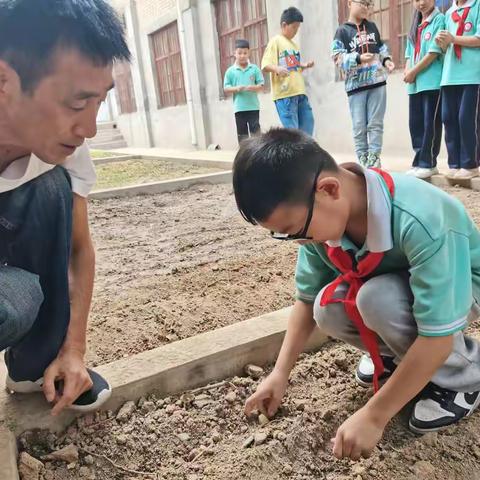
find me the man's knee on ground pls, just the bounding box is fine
[0,267,43,348]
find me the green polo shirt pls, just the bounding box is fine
[405,10,445,94]
[223,63,264,113]
[441,0,480,86]
[295,169,480,337]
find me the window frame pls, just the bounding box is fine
[150,21,187,109]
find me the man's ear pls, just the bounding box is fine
[0,59,21,105]
[316,176,341,200]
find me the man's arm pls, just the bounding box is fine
[43,193,95,415]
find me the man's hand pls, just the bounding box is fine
[360,53,374,64]
[404,68,417,83]
[245,369,289,418]
[43,348,92,416]
[385,59,395,73]
[331,405,386,460]
[275,66,290,77]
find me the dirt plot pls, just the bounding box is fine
[87,183,297,366]
[18,341,480,480]
[17,185,480,479]
[93,159,228,191]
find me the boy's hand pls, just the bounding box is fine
[244,369,289,418]
[331,405,386,461]
[236,85,246,92]
[302,60,315,69]
[275,66,290,77]
[360,53,374,64]
[403,68,417,83]
[385,60,395,73]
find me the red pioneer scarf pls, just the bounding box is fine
[452,7,471,59]
[415,21,430,61]
[320,168,394,392]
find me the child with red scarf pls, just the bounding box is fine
[404,0,445,179]
[436,0,480,179]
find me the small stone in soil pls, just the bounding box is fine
[116,401,136,422]
[43,444,79,464]
[242,435,255,448]
[254,432,268,446]
[178,433,191,442]
[244,364,264,380]
[258,414,269,426]
[18,452,44,480]
[225,391,237,403]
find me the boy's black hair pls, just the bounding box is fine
[280,7,304,25]
[235,39,250,49]
[233,128,339,225]
[0,0,131,92]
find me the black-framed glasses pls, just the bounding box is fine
[270,166,321,241]
[352,0,373,7]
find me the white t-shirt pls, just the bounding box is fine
[0,142,96,197]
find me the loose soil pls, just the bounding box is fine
[17,185,480,479]
[93,159,227,191]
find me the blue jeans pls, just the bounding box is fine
[275,94,314,135]
[0,167,73,381]
[348,85,387,159]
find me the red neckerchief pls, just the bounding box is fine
[415,21,430,61]
[452,7,471,59]
[320,168,394,392]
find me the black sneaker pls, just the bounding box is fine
[6,368,112,412]
[409,383,480,434]
[354,354,397,388]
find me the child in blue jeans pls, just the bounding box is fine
[404,0,445,179]
[332,0,395,167]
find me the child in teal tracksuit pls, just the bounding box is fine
[404,0,445,179]
[436,0,480,179]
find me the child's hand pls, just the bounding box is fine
[436,30,454,48]
[385,60,395,73]
[303,60,315,69]
[275,66,290,77]
[403,69,417,83]
[236,86,246,92]
[360,53,374,64]
[331,405,386,461]
[244,369,289,418]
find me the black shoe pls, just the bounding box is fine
[409,382,480,434]
[6,368,111,412]
[354,354,397,388]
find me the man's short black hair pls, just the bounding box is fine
[233,128,339,225]
[235,39,250,49]
[280,7,304,25]
[0,0,131,92]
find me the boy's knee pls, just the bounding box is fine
[313,287,344,336]
[0,267,43,346]
[357,277,388,333]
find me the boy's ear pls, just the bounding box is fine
[316,176,341,200]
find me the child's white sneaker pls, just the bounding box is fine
[409,383,480,434]
[454,168,479,180]
[405,167,418,176]
[446,168,460,178]
[412,167,439,179]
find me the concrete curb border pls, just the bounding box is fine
[0,307,328,478]
[427,174,480,190]
[90,170,232,199]
[92,154,233,169]
[92,154,136,165]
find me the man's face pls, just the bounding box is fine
[259,177,350,244]
[235,48,250,65]
[281,21,301,39]
[4,49,114,164]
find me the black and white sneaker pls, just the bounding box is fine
[409,383,480,434]
[6,368,112,413]
[354,353,397,388]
